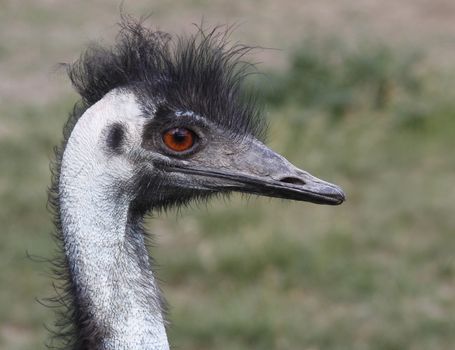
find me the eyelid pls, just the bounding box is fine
[158,118,208,140]
[168,113,210,129]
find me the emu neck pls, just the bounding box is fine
[59,92,169,349]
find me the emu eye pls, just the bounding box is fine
[162,127,196,152]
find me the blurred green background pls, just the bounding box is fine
[1,1,454,349]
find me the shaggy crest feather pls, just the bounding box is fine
[68,18,266,141]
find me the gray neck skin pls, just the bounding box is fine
[59,91,169,349]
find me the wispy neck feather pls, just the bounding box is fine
[58,91,169,349]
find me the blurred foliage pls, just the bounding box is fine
[261,38,424,121]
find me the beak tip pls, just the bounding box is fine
[335,195,346,205]
[332,186,346,205]
[318,184,345,205]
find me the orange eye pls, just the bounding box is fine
[162,127,196,152]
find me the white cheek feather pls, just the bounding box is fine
[60,90,170,349]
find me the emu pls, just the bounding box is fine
[48,19,345,349]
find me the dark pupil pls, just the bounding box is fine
[172,129,187,143]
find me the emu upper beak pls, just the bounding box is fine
[166,139,345,205]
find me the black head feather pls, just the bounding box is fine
[68,18,266,140]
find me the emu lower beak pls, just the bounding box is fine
[167,140,345,205]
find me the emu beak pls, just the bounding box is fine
[167,139,345,205]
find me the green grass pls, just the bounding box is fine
[1,32,455,350]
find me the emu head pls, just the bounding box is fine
[66,21,345,214]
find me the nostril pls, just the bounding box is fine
[279,176,306,186]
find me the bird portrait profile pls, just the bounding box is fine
[47,18,345,349]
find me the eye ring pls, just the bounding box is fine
[162,127,197,153]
